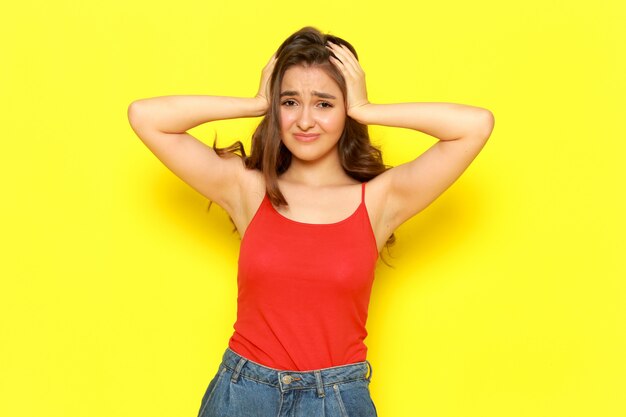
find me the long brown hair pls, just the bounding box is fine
[212,26,396,254]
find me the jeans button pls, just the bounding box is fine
[282,375,293,384]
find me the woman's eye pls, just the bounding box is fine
[319,102,333,108]
[281,100,297,106]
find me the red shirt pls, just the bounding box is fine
[228,182,379,371]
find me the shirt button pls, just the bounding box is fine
[282,375,293,384]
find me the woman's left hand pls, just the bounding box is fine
[326,42,370,121]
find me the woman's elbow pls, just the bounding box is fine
[477,109,495,140]
[127,100,147,127]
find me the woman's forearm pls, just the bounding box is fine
[350,102,494,141]
[128,95,267,133]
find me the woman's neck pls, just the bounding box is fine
[280,152,356,187]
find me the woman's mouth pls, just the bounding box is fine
[293,133,320,142]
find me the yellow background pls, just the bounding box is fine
[1,1,624,416]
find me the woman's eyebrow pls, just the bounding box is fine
[280,90,337,99]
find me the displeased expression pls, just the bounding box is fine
[279,64,347,163]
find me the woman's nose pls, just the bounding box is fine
[296,106,315,130]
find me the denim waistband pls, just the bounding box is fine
[221,347,373,395]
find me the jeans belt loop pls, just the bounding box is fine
[314,370,325,398]
[231,357,247,384]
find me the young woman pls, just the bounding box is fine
[128,26,494,417]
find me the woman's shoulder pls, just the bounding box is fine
[363,171,394,219]
[365,170,393,197]
[240,166,266,199]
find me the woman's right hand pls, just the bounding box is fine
[254,53,277,113]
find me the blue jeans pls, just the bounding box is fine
[197,347,378,417]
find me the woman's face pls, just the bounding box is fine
[278,64,346,163]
